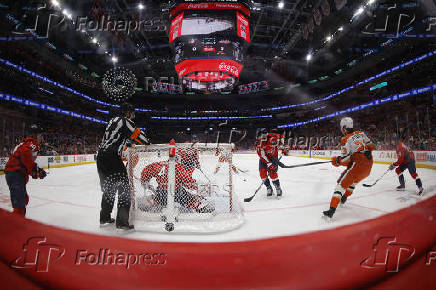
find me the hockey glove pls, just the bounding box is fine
[389,164,396,171]
[31,166,38,179]
[331,156,341,167]
[38,167,47,179]
[267,163,277,172]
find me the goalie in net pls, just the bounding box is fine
[139,148,215,214]
[127,142,244,233]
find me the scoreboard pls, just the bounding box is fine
[169,1,251,92]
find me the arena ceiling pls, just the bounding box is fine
[1,0,431,102]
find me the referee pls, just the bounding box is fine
[97,103,149,230]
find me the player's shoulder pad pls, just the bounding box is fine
[23,137,38,149]
[340,136,348,146]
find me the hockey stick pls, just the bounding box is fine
[46,159,50,175]
[244,182,263,202]
[234,166,248,173]
[363,169,390,187]
[198,168,212,183]
[278,160,330,169]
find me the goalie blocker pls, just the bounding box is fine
[126,141,244,233]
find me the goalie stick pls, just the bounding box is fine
[278,160,330,169]
[363,168,390,187]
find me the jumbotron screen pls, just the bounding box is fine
[169,2,250,91]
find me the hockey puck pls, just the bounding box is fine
[165,222,174,232]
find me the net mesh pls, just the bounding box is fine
[127,142,244,233]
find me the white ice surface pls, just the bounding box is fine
[1,154,435,242]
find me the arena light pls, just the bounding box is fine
[62,9,72,19]
[0,93,108,125]
[338,26,343,31]
[138,3,144,10]
[326,36,332,42]
[91,37,97,44]
[111,56,118,63]
[306,53,312,61]
[151,115,273,120]
[51,0,60,7]
[353,7,364,17]
[368,0,375,4]
[278,1,284,9]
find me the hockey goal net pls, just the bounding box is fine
[126,141,244,233]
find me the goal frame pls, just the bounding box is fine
[126,140,244,233]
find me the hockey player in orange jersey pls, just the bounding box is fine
[214,144,237,174]
[323,117,374,218]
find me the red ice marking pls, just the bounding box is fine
[244,201,327,213]
[346,202,388,214]
[31,196,96,209]
[28,201,56,209]
[244,189,391,214]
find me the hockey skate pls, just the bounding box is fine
[418,187,424,195]
[396,184,405,191]
[99,217,115,227]
[266,186,273,197]
[116,206,134,231]
[116,223,134,230]
[276,188,283,199]
[323,207,336,219]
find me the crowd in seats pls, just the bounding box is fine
[0,42,435,157]
[0,109,102,157]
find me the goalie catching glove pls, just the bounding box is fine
[31,166,47,179]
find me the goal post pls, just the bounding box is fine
[126,140,244,233]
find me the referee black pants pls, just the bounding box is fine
[96,152,131,226]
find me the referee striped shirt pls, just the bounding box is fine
[98,117,149,157]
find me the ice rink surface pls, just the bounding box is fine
[1,154,435,242]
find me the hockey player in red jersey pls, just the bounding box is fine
[256,128,283,198]
[389,138,423,194]
[140,149,214,213]
[4,124,47,216]
[323,117,374,218]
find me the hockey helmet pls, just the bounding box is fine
[29,124,43,135]
[340,117,353,132]
[257,128,268,140]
